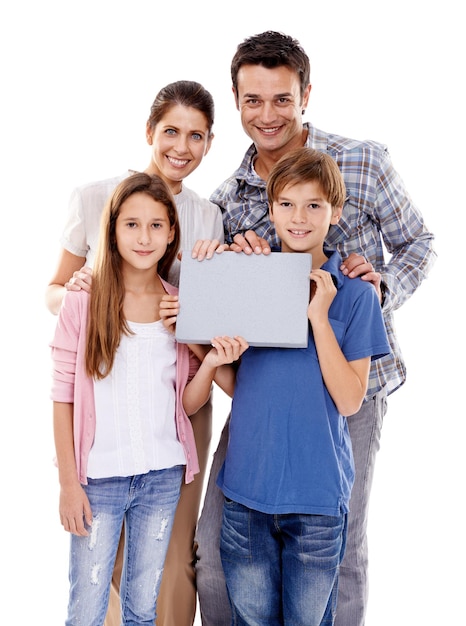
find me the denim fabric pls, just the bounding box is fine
[195,419,231,625]
[66,466,183,626]
[220,500,347,626]
[334,390,387,626]
[196,391,387,626]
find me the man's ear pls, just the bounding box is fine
[232,86,240,111]
[301,83,312,114]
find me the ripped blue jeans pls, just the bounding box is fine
[66,466,183,626]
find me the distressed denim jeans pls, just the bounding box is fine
[66,466,183,626]
[220,500,347,626]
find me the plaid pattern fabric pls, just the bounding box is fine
[211,123,437,397]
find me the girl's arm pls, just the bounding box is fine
[53,402,92,536]
[46,248,91,315]
[308,269,370,416]
[183,336,248,415]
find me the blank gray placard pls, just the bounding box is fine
[175,251,312,348]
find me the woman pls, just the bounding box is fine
[46,80,224,626]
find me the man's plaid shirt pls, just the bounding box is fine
[210,123,437,398]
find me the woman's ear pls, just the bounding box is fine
[204,133,214,157]
[146,122,153,145]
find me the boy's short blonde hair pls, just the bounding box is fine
[267,147,346,209]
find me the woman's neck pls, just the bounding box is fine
[144,165,182,195]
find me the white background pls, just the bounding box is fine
[1,1,464,623]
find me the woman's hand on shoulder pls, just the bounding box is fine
[65,265,93,293]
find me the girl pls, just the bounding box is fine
[51,173,243,625]
[45,80,224,626]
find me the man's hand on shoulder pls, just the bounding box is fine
[341,252,382,303]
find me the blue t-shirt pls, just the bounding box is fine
[217,251,391,516]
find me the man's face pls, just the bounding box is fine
[234,64,311,157]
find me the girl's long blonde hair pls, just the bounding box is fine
[85,172,180,379]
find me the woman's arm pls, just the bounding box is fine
[46,249,90,315]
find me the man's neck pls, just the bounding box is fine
[253,127,308,180]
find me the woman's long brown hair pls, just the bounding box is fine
[85,172,180,379]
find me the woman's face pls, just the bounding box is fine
[146,104,213,193]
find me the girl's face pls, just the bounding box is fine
[116,192,174,272]
[146,104,213,193]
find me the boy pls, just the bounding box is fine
[216,147,391,625]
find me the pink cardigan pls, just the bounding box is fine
[50,279,200,485]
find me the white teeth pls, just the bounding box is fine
[167,156,189,166]
[261,127,279,133]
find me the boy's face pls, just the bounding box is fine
[234,64,311,158]
[269,180,341,265]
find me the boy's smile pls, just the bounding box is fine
[269,180,341,268]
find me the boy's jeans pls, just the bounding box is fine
[220,500,347,625]
[196,390,387,626]
[66,466,183,626]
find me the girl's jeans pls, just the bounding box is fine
[66,466,183,626]
[220,500,347,626]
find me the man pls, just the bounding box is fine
[195,30,436,626]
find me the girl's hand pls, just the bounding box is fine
[59,482,93,536]
[159,294,179,332]
[191,239,230,261]
[65,265,93,293]
[308,269,337,325]
[204,335,249,367]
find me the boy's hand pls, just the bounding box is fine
[191,239,230,261]
[308,269,337,324]
[230,230,271,255]
[204,336,249,367]
[159,294,179,333]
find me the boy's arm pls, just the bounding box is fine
[309,269,370,416]
[53,402,92,536]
